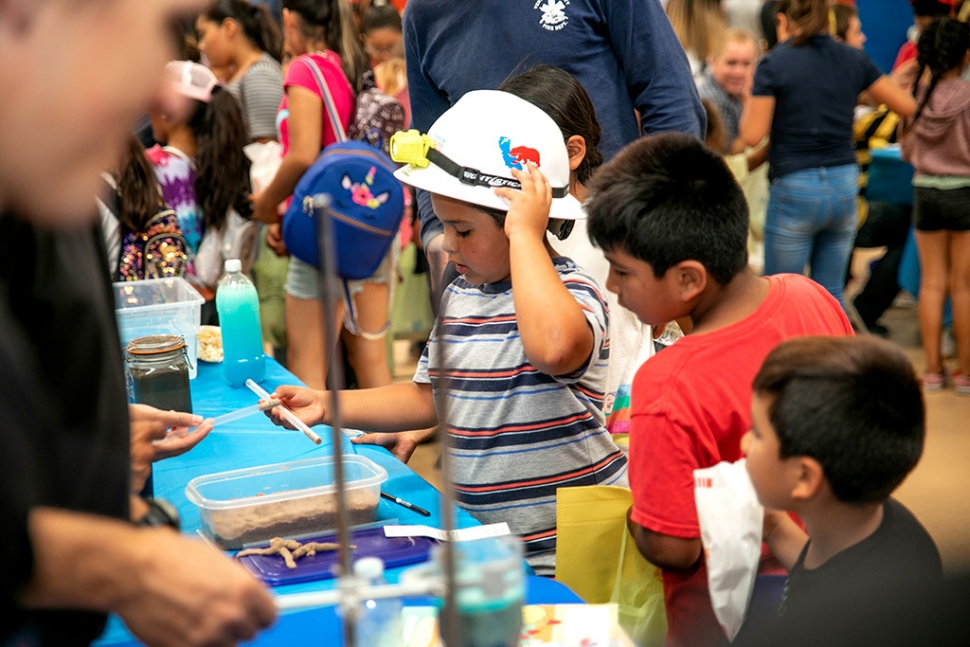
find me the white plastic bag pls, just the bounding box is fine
[694,459,763,642]
[244,141,283,195]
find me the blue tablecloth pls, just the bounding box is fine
[95,359,580,646]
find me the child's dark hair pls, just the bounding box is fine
[700,97,728,154]
[187,88,252,230]
[497,64,603,185]
[776,0,829,46]
[911,17,970,124]
[754,336,925,504]
[586,132,748,285]
[115,134,165,232]
[203,0,283,61]
[360,2,402,35]
[283,0,370,92]
[912,0,953,18]
[830,2,858,42]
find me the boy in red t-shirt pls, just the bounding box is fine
[585,133,853,646]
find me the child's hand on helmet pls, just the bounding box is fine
[495,163,553,241]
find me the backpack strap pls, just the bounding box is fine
[341,280,391,341]
[299,55,348,144]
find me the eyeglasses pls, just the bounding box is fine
[364,42,402,56]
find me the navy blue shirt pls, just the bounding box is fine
[753,34,882,180]
[403,0,705,245]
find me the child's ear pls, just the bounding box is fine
[675,260,707,304]
[223,18,239,38]
[565,135,586,172]
[790,457,825,501]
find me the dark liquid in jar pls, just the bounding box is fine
[130,365,192,413]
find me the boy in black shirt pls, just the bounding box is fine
[740,335,941,642]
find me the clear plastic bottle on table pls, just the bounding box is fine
[353,557,403,647]
[215,258,265,387]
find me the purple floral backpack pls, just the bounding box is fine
[116,207,189,281]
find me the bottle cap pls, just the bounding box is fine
[224,258,242,273]
[353,556,385,579]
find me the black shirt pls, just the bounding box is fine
[0,215,131,645]
[737,498,944,647]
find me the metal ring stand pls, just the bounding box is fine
[313,194,461,645]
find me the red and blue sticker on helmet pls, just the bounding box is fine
[498,136,541,170]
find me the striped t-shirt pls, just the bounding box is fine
[226,53,284,142]
[414,258,628,575]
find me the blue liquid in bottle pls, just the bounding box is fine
[215,259,265,387]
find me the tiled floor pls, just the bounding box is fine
[394,250,970,572]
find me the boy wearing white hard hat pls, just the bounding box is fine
[264,90,628,575]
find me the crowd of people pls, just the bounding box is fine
[2,0,968,646]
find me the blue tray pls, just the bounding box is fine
[236,526,436,586]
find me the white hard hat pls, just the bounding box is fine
[393,90,585,220]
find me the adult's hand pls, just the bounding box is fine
[129,404,213,493]
[263,385,327,428]
[350,428,436,463]
[117,529,276,647]
[25,508,275,647]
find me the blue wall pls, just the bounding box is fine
[857,0,914,73]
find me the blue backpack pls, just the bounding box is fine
[284,141,404,280]
[283,57,405,283]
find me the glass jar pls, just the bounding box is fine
[125,335,193,413]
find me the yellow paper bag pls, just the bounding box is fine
[556,485,667,646]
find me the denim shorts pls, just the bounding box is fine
[285,250,394,301]
[914,186,970,232]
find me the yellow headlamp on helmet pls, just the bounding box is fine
[390,130,436,168]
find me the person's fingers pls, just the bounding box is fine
[270,385,302,402]
[250,585,278,628]
[351,433,391,448]
[163,410,204,428]
[493,186,514,200]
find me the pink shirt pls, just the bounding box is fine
[277,51,354,157]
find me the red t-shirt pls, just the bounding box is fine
[629,274,853,647]
[278,51,354,157]
[893,40,917,72]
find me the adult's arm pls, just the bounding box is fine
[739,96,775,148]
[251,85,323,224]
[866,75,917,118]
[607,0,705,139]
[403,5,453,249]
[23,507,276,647]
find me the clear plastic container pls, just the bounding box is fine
[114,278,204,379]
[185,455,388,549]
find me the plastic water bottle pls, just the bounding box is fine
[215,259,265,387]
[353,557,402,647]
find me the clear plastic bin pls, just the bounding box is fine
[114,278,204,378]
[185,455,389,549]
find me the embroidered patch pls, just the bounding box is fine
[534,0,570,31]
[498,136,542,170]
[342,166,391,210]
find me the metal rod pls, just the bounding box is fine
[314,194,356,647]
[436,338,462,647]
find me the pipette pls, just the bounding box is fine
[209,399,280,427]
